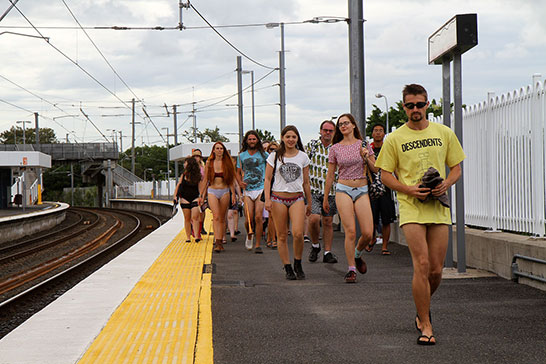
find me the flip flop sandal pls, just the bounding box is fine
[417,334,436,345]
[381,249,391,255]
[271,241,278,250]
[364,241,376,252]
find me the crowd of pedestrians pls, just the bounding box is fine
[174,84,465,346]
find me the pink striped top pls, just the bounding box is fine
[328,141,368,180]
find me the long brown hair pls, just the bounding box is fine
[206,142,236,185]
[275,125,305,163]
[332,113,363,145]
[183,157,202,185]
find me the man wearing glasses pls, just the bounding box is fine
[305,120,338,264]
[375,84,465,346]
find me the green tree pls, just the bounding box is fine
[255,128,276,142]
[365,99,458,137]
[0,126,58,144]
[119,145,173,180]
[182,126,229,143]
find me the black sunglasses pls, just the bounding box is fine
[404,102,427,109]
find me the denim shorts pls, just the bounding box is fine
[335,183,368,202]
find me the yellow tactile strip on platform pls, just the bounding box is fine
[78,218,213,364]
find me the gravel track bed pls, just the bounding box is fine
[0,208,166,339]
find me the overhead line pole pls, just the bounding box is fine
[279,22,286,131]
[173,104,179,179]
[131,98,136,174]
[348,0,366,132]
[237,56,244,149]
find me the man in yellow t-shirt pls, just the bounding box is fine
[376,84,465,346]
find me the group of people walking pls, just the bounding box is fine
[174,84,465,346]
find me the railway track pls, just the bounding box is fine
[0,207,162,308]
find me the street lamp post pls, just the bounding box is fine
[266,22,286,132]
[16,120,31,144]
[242,70,256,130]
[144,168,153,181]
[375,93,389,133]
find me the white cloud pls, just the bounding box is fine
[0,0,544,147]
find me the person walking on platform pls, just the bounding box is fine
[174,157,204,242]
[192,149,208,236]
[264,125,311,280]
[199,142,237,253]
[365,123,397,255]
[236,131,269,254]
[375,84,465,345]
[264,142,279,249]
[305,120,338,264]
[323,113,378,283]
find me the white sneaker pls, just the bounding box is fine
[245,236,253,250]
[376,237,383,245]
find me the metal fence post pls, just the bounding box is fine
[531,74,545,237]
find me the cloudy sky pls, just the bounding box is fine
[0,0,544,147]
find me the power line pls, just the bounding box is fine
[197,68,277,111]
[189,3,276,70]
[60,0,141,102]
[0,20,308,31]
[9,1,164,142]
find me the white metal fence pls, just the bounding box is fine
[431,76,546,237]
[123,180,177,200]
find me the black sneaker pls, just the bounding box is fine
[284,264,296,280]
[345,270,357,283]
[293,260,305,280]
[355,256,367,274]
[304,235,311,244]
[201,228,208,235]
[323,252,338,263]
[308,246,321,262]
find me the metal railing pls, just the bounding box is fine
[511,254,546,284]
[430,75,546,237]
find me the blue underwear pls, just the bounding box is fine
[208,187,229,200]
[336,183,368,202]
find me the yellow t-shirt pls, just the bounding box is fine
[375,122,466,226]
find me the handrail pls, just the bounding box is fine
[511,254,546,284]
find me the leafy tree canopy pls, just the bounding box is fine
[182,126,229,143]
[255,128,277,142]
[365,99,458,137]
[0,126,58,144]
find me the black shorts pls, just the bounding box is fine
[370,192,396,225]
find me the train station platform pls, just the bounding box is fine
[1,203,545,363]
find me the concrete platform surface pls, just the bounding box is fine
[211,231,546,364]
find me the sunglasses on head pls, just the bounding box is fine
[404,102,427,109]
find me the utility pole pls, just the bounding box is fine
[173,104,179,179]
[34,112,42,204]
[192,102,197,143]
[119,130,123,153]
[131,98,136,174]
[279,22,286,131]
[250,70,255,130]
[34,113,39,144]
[162,127,171,200]
[348,0,366,132]
[237,56,244,149]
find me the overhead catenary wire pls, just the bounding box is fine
[189,3,276,70]
[9,1,164,143]
[60,0,141,102]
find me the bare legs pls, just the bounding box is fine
[208,193,230,247]
[402,223,448,343]
[271,200,306,264]
[335,193,374,267]
[309,214,334,252]
[243,197,265,248]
